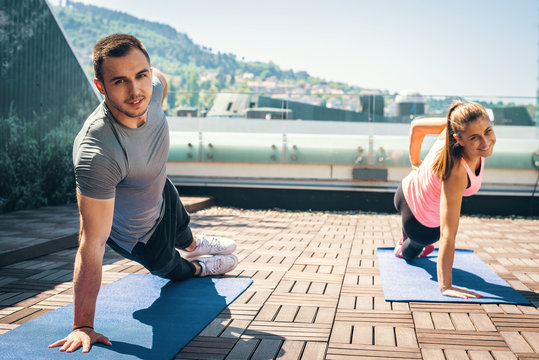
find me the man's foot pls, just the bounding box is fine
[394,237,404,258]
[183,233,237,259]
[196,254,238,277]
[418,244,435,258]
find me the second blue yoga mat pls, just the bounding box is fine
[377,247,530,304]
[0,274,252,359]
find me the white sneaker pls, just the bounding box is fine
[183,233,237,259]
[196,254,238,277]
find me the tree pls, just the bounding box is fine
[166,77,178,113]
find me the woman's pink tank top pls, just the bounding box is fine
[402,138,484,228]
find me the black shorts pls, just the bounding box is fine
[107,178,196,280]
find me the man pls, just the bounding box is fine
[49,34,238,354]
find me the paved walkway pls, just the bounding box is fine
[0,205,537,359]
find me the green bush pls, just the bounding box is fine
[0,110,78,213]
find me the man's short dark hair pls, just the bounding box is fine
[93,34,151,82]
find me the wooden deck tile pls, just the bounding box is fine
[220,319,251,338]
[218,304,260,321]
[199,318,231,338]
[0,307,43,324]
[0,292,38,306]
[281,272,343,283]
[249,338,283,360]
[274,340,304,360]
[294,306,317,323]
[0,207,536,359]
[266,293,339,307]
[224,338,258,360]
[500,331,536,353]
[417,329,511,351]
[0,323,19,335]
[410,302,485,313]
[420,348,445,359]
[489,314,539,332]
[470,313,497,331]
[326,344,421,359]
[396,327,418,347]
[522,332,539,352]
[245,321,332,341]
[175,336,237,360]
[514,354,539,360]
[335,309,414,327]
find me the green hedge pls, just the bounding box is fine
[0,110,79,213]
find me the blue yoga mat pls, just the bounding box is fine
[0,274,252,359]
[377,247,530,304]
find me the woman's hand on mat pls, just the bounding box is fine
[442,286,483,299]
[48,328,112,353]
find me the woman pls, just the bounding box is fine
[394,101,496,299]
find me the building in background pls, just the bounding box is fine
[245,107,292,120]
[206,93,259,118]
[394,90,425,119]
[206,93,369,122]
[492,106,534,126]
[175,106,199,117]
[359,90,384,117]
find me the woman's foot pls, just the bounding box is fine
[394,238,435,258]
[418,244,435,257]
[394,238,404,258]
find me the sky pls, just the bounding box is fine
[52,0,538,99]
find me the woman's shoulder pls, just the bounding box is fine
[444,160,468,189]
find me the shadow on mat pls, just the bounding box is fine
[406,257,528,303]
[96,277,229,359]
[92,277,286,359]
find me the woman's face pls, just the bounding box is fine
[454,116,496,159]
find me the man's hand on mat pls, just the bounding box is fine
[442,286,483,299]
[48,328,112,353]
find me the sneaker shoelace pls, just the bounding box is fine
[205,256,224,275]
[198,235,225,251]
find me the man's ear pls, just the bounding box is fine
[94,78,106,95]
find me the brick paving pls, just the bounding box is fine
[0,205,537,359]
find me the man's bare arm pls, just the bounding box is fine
[49,193,114,353]
[152,68,168,105]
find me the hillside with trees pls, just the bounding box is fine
[53,1,362,111]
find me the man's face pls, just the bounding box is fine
[94,48,153,124]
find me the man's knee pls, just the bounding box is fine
[146,256,195,281]
[156,267,193,281]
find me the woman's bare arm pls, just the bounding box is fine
[438,164,483,299]
[409,117,446,167]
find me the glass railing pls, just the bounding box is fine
[166,91,538,175]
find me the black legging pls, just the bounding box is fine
[394,183,440,259]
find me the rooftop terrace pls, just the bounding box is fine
[0,202,537,359]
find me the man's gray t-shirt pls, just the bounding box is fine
[73,76,169,253]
